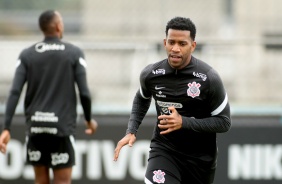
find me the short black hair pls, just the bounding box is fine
[165,17,196,41]
[39,10,56,32]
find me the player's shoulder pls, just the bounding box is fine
[192,56,212,72]
[192,56,220,77]
[19,42,38,58]
[61,40,82,52]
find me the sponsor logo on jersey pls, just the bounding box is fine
[31,111,58,123]
[156,91,166,98]
[153,170,166,183]
[30,127,58,134]
[187,81,201,98]
[35,42,65,53]
[155,85,165,90]
[193,71,207,81]
[51,153,69,166]
[157,100,183,108]
[160,107,171,115]
[28,149,41,161]
[152,69,165,75]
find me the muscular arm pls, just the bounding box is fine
[3,60,26,131]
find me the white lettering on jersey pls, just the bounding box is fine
[152,69,165,75]
[35,42,65,53]
[28,149,41,161]
[156,101,183,108]
[193,72,207,81]
[79,57,87,68]
[155,91,166,98]
[51,153,69,166]
[31,111,58,123]
[30,127,58,134]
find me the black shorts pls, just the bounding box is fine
[145,147,216,184]
[26,134,76,169]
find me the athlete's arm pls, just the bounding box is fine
[114,65,152,161]
[3,59,27,131]
[114,90,151,161]
[158,68,231,134]
[74,49,98,135]
[126,90,152,134]
[126,64,153,135]
[74,51,92,122]
[181,103,230,133]
[181,68,231,133]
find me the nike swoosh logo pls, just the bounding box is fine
[155,86,165,90]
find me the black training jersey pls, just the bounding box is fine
[4,37,92,136]
[127,56,231,162]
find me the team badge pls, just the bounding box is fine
[153,170,166,183]
[187,82,201,98]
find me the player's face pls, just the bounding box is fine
[164,29,196,69]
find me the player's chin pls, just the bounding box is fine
[168,60,183,69]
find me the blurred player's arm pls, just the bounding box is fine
[74,51,97,134]
[1,58,26,154]
[3,58,26,132]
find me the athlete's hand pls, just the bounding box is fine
[85,119,98,135]
[114,133,136,161]
[0,130,11,154]
[158,106,182,134]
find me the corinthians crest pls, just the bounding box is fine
[187,82,201,98]
[152,170,166,183]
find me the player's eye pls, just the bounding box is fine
[168,41,175,45]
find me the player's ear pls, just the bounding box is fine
[163,38,167,47]
[191,41,197,52]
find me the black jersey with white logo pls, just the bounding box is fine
[127,56,231,163]
[4,37,92,136]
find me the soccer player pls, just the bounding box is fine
[0,10,98,184]
[114,17,231,184]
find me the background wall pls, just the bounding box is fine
[1,114,282,184]
[0,0,281,111]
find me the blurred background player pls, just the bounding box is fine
[114,17,231,184]
[0,10,98,184]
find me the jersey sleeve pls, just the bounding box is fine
[74,48,92,122]
[3,55,27,131]
[126,64,153,135]
[182,68,231,133]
